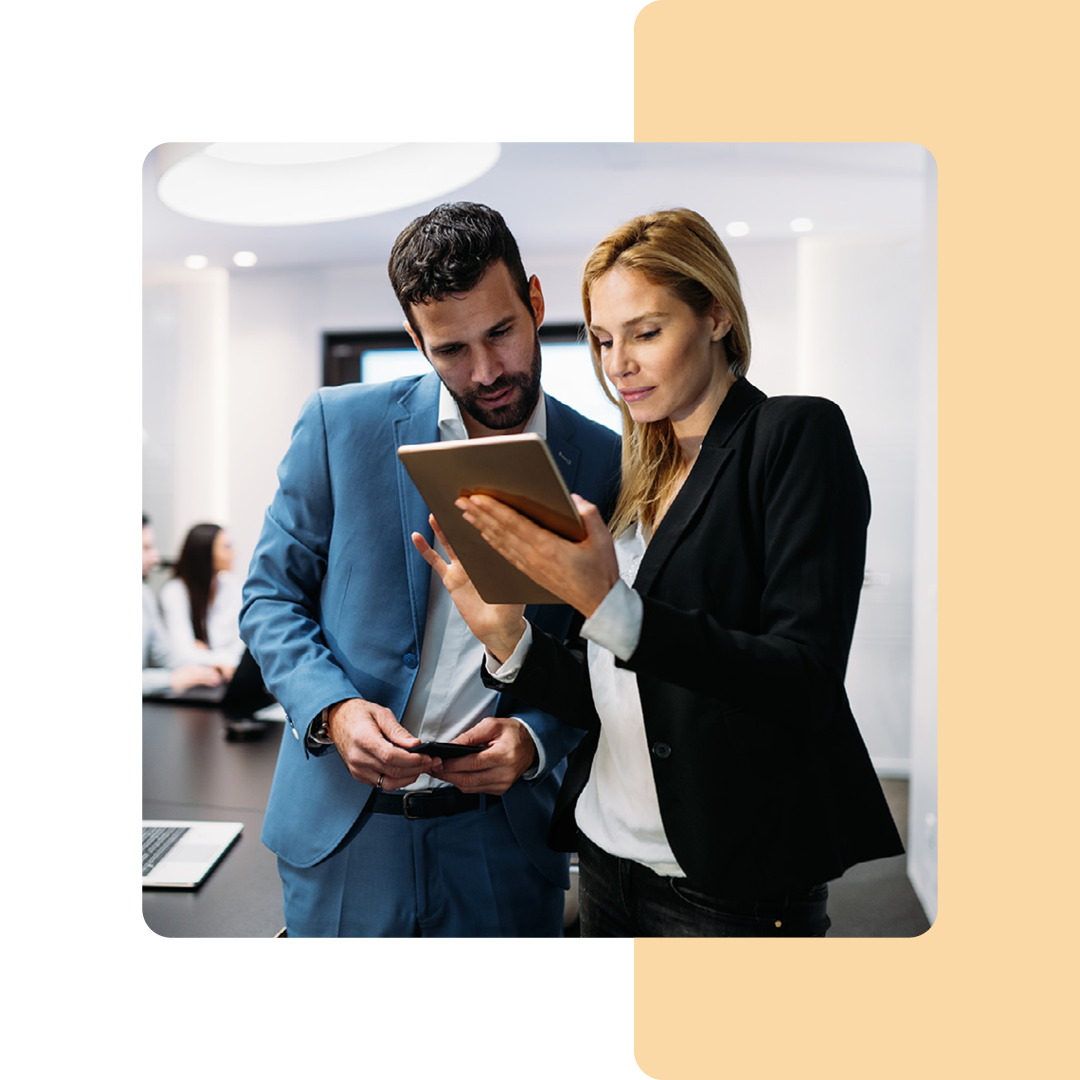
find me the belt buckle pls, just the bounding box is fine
[402,792,429,820]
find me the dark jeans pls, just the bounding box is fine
[577,831,830,937]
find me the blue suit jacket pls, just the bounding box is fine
[241,373,621,887]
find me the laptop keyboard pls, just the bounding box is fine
[142,825,189,876]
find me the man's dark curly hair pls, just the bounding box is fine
[388,202,534,342]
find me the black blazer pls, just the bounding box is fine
[488,378,904,897]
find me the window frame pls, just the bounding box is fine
[322,323,589,386]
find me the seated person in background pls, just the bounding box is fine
[159,522,245,678]
[142,515,222,695]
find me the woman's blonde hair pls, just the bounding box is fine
[581,208,751,537]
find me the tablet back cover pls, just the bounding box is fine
[398,433,583,604]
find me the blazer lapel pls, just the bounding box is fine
[542,394,582,492]
[393,374,442,647]
[634,378,765,596]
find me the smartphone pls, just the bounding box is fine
[408,741,485,758]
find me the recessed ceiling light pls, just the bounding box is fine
[158,142,502,226]
[232,251,258,267]
[184,255,209,270]
[790,218,814,232]
[725,221,750,237]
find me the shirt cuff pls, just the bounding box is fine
[580,579,643,661]
[514,717,545,780]
[484,628,544,779]
[485,621,535,683]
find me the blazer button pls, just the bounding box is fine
[651,742,672,759]
[403,653,418,669]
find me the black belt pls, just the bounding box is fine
[369,789,501,820]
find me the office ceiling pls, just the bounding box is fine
[143,142,931,275]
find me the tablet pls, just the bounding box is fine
[398,432,583,604]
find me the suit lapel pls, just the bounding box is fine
[633,378,765,596]
[393,374,442,648]
[542,395,582,493]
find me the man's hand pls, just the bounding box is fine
[431,716,538,795]
[170,665,223,692]
[326,698,435,791]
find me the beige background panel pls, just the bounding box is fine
[633,0,1077,1077]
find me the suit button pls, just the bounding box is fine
[403,653,418,669]
[651,742,672,759]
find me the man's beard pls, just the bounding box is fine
[450,333,542,431]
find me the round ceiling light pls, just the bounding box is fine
[157,143,502,226]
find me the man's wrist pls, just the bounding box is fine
[311,699,352,751]
[514,717,545,781]
[308,704,341,748]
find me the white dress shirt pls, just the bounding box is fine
[492,522,685,876]
[397,383,547,791]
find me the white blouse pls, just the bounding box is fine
[493,524,685,877]
[159,570,246,669]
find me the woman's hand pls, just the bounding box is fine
[411,515,527,665]
[456,493,619,618]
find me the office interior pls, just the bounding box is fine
[143,142,937,934]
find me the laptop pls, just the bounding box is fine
[142,819,243,888]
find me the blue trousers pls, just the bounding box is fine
[577,832,830,937]
[277,797,565,937]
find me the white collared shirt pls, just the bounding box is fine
[492,522,684,876]
[397,383,548,790]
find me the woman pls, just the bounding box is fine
[414,208,903,936]
[160,522,244,677]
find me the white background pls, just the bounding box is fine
[6,2,645,1077]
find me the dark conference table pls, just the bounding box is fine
[142,701,286,937]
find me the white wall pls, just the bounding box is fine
[907,157,939,923]
[226,269,324,575]
[797,235,923,773]
[143,267,230,562]
[735,240,800,396]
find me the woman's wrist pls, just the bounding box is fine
[484,617,528,666]
[575,571,620,619]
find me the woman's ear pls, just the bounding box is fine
[710,300,732,341]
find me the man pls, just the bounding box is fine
[142,514,223,696]
[241,203,621,936]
